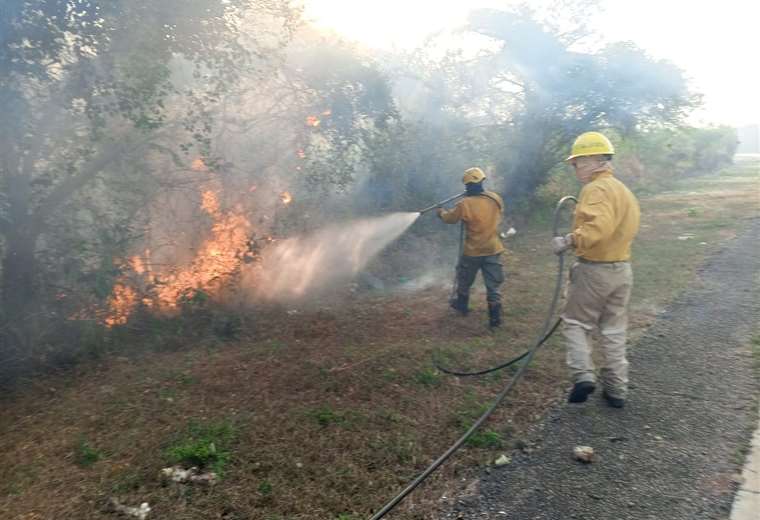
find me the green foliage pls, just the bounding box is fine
[308,406,346,427]
[258,480,274,496]
[616,126,738,189]
[165,420,236,474]
[465,429,504,449]
[74,438,104,468]
[413,367,442,387]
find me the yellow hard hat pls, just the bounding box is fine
[462,167,486,184]
[566,132,615,161]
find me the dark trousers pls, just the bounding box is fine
[456,254,504,303]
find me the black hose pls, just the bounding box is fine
[367,196,577,520]
[434,318,561,377]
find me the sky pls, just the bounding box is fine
[302,0,759,128]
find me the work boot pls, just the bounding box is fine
[488,303,502,328]
[602,390,625,408]
[449,294,469,316]
[568,381,596,403]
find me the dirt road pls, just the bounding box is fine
[445,219,760,520]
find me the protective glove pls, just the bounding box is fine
[552,233,574,255]
[436,207,444,218]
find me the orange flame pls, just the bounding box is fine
[296,149,306,159]
[306,116,320,127]
[104,284,138,326]
[104,188,253,324]
[280,191,293,205]
[191,158,207,171]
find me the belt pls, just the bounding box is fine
[577,257,629,265]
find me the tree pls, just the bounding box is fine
[464,7,700,201]
[0,1,298,365]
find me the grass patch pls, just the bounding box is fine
[74,438,103,468]
[165,420,236,475]
[465,428,504,449]
[413,367,441,387]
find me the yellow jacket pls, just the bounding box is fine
[439,192,506,257]
[572,170,640,262]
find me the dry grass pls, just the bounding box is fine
[0,160,758,519]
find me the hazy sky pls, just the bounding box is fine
[303,0,759,127]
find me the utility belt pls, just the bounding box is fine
[577,257,629,265]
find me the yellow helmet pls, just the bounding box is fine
[462,167,486,184]
[566,132,615,161]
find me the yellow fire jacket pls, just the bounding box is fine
[572,170,640,262]
[439,191,506,257]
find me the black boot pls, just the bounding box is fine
[449,294,469,315]
[488,303,502,328]
[602,390,625,408]
[568,381,596,403]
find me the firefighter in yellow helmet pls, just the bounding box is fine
[552,131,640,408]
[437,167,506,327]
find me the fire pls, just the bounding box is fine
[201,190,220,214]
[305,115,320,127]
[296,149,306,159]
[249,185,258,192]
[130,255,146,275]
[105,284,138,326]
[104,188,253,324]
[152,191,251,310]
[191,158,207,171]
[321,109,332,116]
[280,191,293,205]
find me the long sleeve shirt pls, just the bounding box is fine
[572,170,640,262]
[439,191,506,257]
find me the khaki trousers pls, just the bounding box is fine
[561,261,633,398]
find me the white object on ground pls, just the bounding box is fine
[494,454,511,466]
[573,446,595,463]
[108,498,151,520]
[160,466,218,486]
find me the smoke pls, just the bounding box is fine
[243,212,420,301]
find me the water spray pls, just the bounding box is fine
[417,192,466,215]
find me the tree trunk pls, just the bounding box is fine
[1,227,39,321]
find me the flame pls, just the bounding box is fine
[130,255,146,275]
[201,190,220,214]
[280,191,293,205]
[191,158,207,171]
[104,284,138,326]
[321,109,332,116]
[104,188,253,324]
[305,116,320,127]
[152,191,251,310]
[249,185,258,192]
[296,149,306,159]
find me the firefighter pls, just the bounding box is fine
[552,131,641,408]
[437,167,505,328]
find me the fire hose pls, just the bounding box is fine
[367,195,577,520]
[417,192,466,215]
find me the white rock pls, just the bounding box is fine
[573,446,595,463]
[494,455,511,466]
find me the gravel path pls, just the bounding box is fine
[444,219,760,520]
